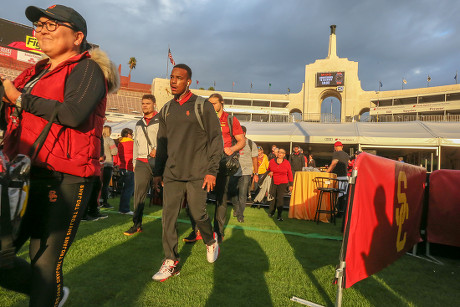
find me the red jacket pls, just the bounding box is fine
[3,52,107,177]
[116,137,134,171]
[268,158,293,185]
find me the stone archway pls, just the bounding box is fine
[359,107,370,122]
[289,108,302,122]
[320,89,342,122]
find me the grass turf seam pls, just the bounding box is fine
[103,210,343,241]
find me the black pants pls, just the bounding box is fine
[85,175,102,216]
[162,180,215,261]
[100,166,113,204]
[132,161,153,227]
[213,172,231,238]
[0,168,93,307]
[269,183,288,218]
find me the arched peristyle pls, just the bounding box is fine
[320,90,342,122]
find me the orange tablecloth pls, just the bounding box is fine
[288,171,337,222]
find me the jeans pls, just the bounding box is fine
[119,169,134,213]
[231,175,251,219]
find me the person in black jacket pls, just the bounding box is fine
[288,145,306,176]
[152,64,223,282]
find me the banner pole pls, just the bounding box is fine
[335,169,358,307]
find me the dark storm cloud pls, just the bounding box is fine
[4,0,460,94]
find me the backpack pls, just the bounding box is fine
[160,96,240,175]
[161,96,206,131]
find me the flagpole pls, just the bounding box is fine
[456,71,458,84]
[402,78,404,90]
[166,45,169,78]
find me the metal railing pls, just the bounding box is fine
[370,114,460,122]
[303,113,340,123]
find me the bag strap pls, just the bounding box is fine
[161,99,172,121]
[228,115,238,146]
[228,115,233,137]
[28,107,59,159]
[194,96,206,131]
[140,122,153,153]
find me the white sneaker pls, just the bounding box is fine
[206,232,220,263]
[152,259,180,282]
[120,211,134,215]
[58,287,69,307]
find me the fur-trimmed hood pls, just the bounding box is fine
[31,48,119,93]
[89,48,120,93]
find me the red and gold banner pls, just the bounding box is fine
[344,153,426,288]
[427,170,460,247]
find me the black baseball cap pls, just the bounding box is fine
[25,5,87,37]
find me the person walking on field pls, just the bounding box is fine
[267,148,293,221]
[152,64,223,282]
[182,92,246,242]
[231,126,259,222]
[124,94,159,235]
[209,93,246,242]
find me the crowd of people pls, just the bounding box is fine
[0,4,361,306]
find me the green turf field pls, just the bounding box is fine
[1,199,458,306]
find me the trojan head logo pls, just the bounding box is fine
[186,110,190,116]
[49,190,58,203]
[48,5,57,9]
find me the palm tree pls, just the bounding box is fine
[128,57,137,80]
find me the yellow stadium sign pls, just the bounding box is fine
[26,35,41,50]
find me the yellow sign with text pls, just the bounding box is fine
[25,36,40,50]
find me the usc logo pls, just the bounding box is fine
[396,171,409,252]
[49,190,58,203]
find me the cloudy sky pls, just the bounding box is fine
[3,0,460,95]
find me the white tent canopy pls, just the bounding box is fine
[242,121,460,148]
[107,120,460,148]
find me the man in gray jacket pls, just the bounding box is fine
[124,94,159,235]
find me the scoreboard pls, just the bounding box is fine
[316,71,345,87]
